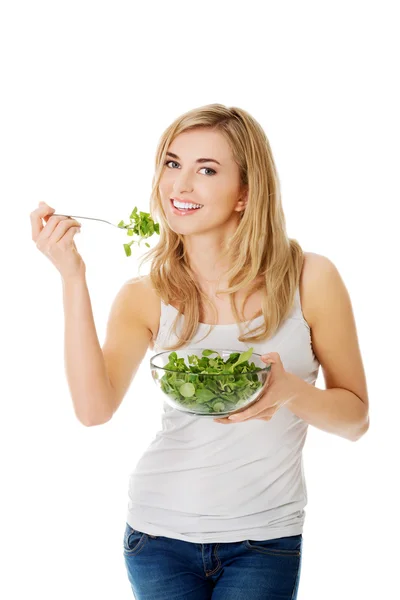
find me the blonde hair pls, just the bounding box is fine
[138,103,304,351]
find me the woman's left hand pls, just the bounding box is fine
[213,352,302,424]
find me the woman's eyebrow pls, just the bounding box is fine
[166,151,221,166]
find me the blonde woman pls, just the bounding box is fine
[31,104,369,599]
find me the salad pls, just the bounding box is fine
[118,207,160,256]
[157,347,267,414]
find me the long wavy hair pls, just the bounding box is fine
[138,103,304,351]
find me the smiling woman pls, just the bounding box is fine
[41,101,367,600]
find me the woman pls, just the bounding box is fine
[31,103,369,599]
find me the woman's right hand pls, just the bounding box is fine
[31,201,86,280]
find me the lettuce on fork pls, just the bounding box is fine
[118,207,160,256]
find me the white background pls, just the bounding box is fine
[1,1,398,598]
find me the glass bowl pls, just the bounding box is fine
[149,347,272,418]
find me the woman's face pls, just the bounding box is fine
[159,128,247,233]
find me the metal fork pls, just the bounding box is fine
[52,213,136,230]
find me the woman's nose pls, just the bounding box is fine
[172,171,195,192]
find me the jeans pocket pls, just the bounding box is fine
[243,534,302,556]
[123,523,148,556]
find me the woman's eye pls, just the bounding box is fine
[164,160,216,176]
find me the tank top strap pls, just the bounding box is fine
[292,286,311,331]
[153,298,175,348]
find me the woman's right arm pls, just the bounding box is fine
[63,275,153,426]
[62,273,116,426]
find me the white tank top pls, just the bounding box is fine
[126,287,320,543]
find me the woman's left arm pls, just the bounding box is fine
[287,254,370,442]
[214,254,370,442]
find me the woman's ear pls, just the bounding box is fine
[236,191,248,214]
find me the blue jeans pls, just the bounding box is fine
[123,522,303,599]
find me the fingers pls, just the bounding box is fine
[38,215,81,247]
[31,202,81,247]
[60,225,82,246]
[30,202,85,278]
[30,202,55,242]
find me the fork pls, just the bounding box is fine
[52,213,136,230]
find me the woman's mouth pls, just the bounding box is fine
[170,198,204,216]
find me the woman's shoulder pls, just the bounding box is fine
[125,275,162,346]
[299,251,337,329]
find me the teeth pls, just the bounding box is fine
[173,199,203,210]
